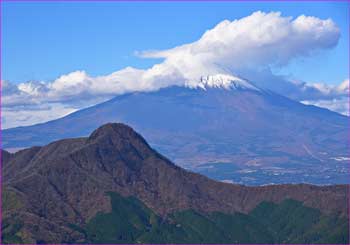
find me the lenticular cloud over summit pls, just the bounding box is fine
[2,11,347,128]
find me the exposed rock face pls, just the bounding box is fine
[2,123,348,243]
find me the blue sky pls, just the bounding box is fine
[2,1,349,85]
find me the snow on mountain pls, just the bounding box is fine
[186,74,261,91]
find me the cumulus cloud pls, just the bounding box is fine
[300,79,349,116]
[140,11,339,80]
[2,11,345,128]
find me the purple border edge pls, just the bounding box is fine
[0,0,349,245]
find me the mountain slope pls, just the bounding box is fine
[3,83,349,185]
[2,123,349,244]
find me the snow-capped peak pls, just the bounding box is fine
[187,74,260,91]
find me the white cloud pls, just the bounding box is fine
[337,79,349,94]
[140,11,339,79]
[299,79,349,116]
[2,103,78,129]
[2,11,345,128]
[306,79,349,96]
[302,97,349,116]
[293,78,349,100]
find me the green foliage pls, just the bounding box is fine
[85,192,153,243]
[2,189,23,212]
[2,218,24,244]
[207,212,274,243]
[251,199,349,244]
[80,193,349,244]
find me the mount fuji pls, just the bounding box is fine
[3,74,349,185]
